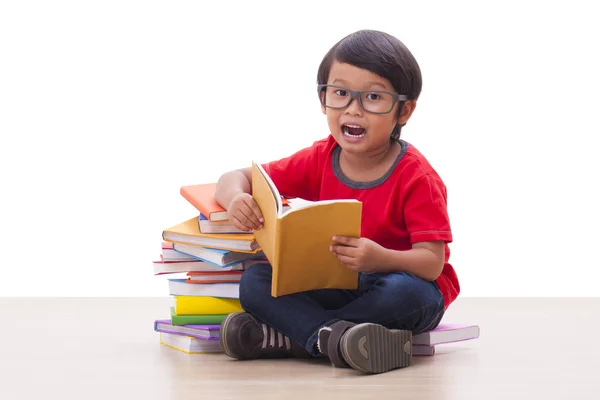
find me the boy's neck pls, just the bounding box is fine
[339,139,401,180]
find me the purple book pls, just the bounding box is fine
[412,323,480,346]
[154,319,220,340]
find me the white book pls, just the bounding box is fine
[162,248,198,262]
[153,260,243,275]
[412,323,480,346]
[173,243,262,267]
[168,279,240,298]
[159,333,221,354]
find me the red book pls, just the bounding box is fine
[186,271,244,284]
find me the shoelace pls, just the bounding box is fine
[261,324,292,350]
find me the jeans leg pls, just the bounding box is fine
[239,263,359,354]
[334,272,445,334]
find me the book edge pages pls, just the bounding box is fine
[252,161,283,217]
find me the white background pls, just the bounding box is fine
[1,0,598,297]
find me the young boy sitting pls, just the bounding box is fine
[214,29,460,374]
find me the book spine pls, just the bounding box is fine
[171,314,228,325]
[175,296,243,315]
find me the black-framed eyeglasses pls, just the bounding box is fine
[317,84,409,114]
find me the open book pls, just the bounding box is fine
[251,161,362,297]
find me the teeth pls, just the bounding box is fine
[342,124,366,138]
[343,128,365,138]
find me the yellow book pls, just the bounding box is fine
[162,217,260,253]
[174,296,243,315]
[251,161,361,297]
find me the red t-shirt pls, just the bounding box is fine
[263,135,460,309]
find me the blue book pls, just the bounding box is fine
[173,242,264,268]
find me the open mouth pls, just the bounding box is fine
[342,124,366,138]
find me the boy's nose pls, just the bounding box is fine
[344,96,363,116]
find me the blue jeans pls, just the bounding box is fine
[239,263,445,355]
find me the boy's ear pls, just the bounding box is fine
[319,91,327,114]
[397,100,417,125]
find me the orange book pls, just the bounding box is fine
[180,183,229,222]
[162,217,260,253]
[181,182,290,222]
[251,161,361,297]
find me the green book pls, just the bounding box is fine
[170,307,227,325]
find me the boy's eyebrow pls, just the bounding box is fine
[331,79,389,90]
[364,81,388,90]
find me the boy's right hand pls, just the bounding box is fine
[227,193,264,232]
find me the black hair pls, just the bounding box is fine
[317,30,422,140]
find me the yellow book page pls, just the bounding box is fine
[159,335,221,354]
[174,296,242,315]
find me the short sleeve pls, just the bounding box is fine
[404,174,453,243]
[262,142,324,202]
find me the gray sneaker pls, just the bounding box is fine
[220,312,309,359]
[317,321,356,367]
[340,323,412,374]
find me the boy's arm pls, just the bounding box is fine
[215,167,264,231]
[384,171,452,280]
[332,173,451,280]
[379,241,445,281]
[330,237,444,281]
[214,167,252,208]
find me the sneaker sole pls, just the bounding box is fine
[219,311,245,359]
[340,323,412,374]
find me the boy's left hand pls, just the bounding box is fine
[330,236,386,273]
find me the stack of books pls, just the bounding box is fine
[154,183,268,352]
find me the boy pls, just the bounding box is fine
[214,29,460,374]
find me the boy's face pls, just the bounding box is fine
[322,61,415,154]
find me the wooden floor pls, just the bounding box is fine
[0,297,598,400]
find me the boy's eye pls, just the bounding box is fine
[334,89,348,96]
[365,93,381,101]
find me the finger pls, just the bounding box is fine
[330,245,356,257]
[334,253,358,270]
[231,215,252,232]
[246,198,265,224]
[238,204,262,229]
[240,201,263,229]
[233,209,257,230]
[332,236,358,247]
